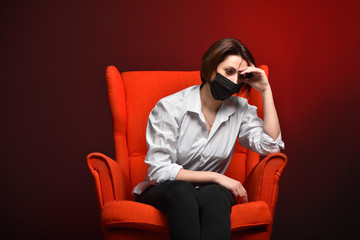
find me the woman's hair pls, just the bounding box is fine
[200,38,256,97]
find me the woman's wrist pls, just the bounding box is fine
[260,84,272,96]
[211,172,224,184]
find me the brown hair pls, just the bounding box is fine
[200,38,255,97]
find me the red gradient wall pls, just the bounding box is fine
[1,0,359,239]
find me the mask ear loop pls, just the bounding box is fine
[202,68,219,88]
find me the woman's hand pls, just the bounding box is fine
[239,65,270,94]
[215,174,248,203]
[176,169,248,203]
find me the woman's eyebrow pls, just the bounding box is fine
[225,66,237,71]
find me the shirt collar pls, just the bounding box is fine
[186,85,237,119]
[217,97,237,122]
[186,85,202,114]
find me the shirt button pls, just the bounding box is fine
[200,155,206,163]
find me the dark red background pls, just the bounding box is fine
[1,0,359,239]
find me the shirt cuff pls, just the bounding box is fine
[260,132,285,155]
[169,164,183,181]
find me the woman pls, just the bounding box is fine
[134,38,284,240]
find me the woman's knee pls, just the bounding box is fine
[197,184,234,206]
[165,180,199,214]
[166,180,197,199]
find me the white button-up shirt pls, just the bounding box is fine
[133,85,284,195]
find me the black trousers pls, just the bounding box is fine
[135,180,235,240]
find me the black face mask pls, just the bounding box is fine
[210,73,241,100]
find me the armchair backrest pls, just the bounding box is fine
[106,66,267,193]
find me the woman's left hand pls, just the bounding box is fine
[239,65,270,93]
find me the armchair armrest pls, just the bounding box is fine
[87,152,131,209]
[244,153,288,216]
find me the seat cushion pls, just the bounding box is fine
[102,201,169,233]
[231,201,272,231]
[101,200,272,233]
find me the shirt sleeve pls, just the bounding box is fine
[144,100,183,184]
[238,103,285,155]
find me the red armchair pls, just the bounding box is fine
[87,65,287,240]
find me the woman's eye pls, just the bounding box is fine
[225,69,233,75]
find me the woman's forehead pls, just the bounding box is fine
[220,55,248,68]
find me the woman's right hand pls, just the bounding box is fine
[214,174,248,203]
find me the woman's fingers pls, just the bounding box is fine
[218,175,248,203]
[239,66,264,75]
[240,186,248,203]
[232,184,248,203]
[233,189,240,203]
[242,189,248,203]
[238,66,269,92]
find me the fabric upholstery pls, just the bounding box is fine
[87,66,288,240]
[101,200,271,233]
